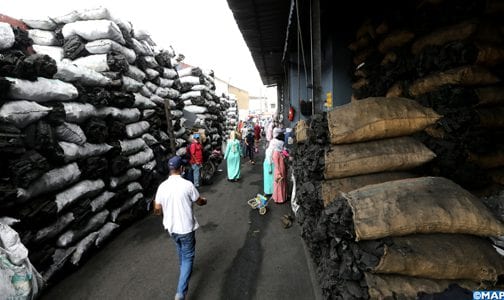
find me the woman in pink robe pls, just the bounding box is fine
[271,134,286,204]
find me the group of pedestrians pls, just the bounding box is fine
[152,119,292,300]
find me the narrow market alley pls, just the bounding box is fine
[39,143,317,300]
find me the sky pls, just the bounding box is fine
[2,0,269,96]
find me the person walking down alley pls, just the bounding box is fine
[189,133,203,188]
[224,131,241,182]
[271,129,287,204]
[244,127,256,165]
[154,156,207,300]
[263,138,274,196]
[254,122,261,151]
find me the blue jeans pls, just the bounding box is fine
[192,164,201,187]
[172,231,196,299]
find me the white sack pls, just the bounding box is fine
[55,60,112,86]
[179,90,202,101]
[119,138,147,155]
[55,179,105,212]
[70,232,99,266]
[52,10,80,24]
[72,54,109,72]
[155,77,174,88]
[125,121,150,138]
[109,168,142,189]
[22,18,57,30]
[133,93,157,109]
[111,193,143,222]
[77,7,112,20]
[32,45,64,61]
[59,142,112,162]
[162,68,178,79]
[142,109,155,119]
[90,191,116,212]
[95,222,119,247]
[122,76,143,92]
[130,38,153,56]
[145,68,159,80]
[156,87,180,98]
[96,107,140,123]
[85,39,136,63]
[149,95,165,106]
[28,29,57,46]
[142,160,157,172]
[0,101,51,128]
[55,122,87,145]
[145,82,158,93]
[62,20,125,44]
[7,77,78,101]
[17,163,81,201]
[140,85,153,98]
[128,148,154,167]
[126,65,146,82]
[171,110,184,118]
[0,23,15,50]
[63,102,97,123]
[184,105,208,114]
[34,213,75,243]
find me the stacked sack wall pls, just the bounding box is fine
[0,7,226,287]
[349,0,504,190]
[294,1,504,296]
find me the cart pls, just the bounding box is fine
[247,194,269,215]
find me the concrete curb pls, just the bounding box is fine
[299,227,323,300]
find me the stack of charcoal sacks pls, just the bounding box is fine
[176,66,226,159]
[348,0,504,190]
[310,96,504,298]
[224,94,238,138]
[291,113,329,283]
[0,7,173,287]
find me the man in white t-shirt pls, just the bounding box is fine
[154,155,207,300]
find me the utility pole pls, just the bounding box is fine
[312,0,322,115]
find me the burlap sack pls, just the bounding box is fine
[351,78,368,89]
[412,21,478,55]
[476,44,504,66]
[348,35,372,52]
[409,66,500,97]
[365,273,478,300]
[327,97,441,144]
[490,168,504,185]
[324,137,435,179]
[386,82,405,98]
[475,86,504,107]
[424,124,446,139]
[322,172,415,207]
[296,120,309,143]
[353,48,374,66]
[373,234,504,282]
[378,30,415,54]
[380,52,397,66]
[476,107,504,128]
[468,149,504,169]
[345,177,504,240]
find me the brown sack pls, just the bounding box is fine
[327,97,441,144]
[468,149,504,169]
[475,86,504,107]
[322,172,416,207]
[412,21,478,55]
[476,44,504,66]
[386,82,405,97]
[324,137,435,179]
[345,176,504,241]
[349,35,372,52]
[409,66,499,97]
[374,234,504,283]
[476,107,504,128]
[378,30,415,54]
[354,48,375,66]
[296,120,309,143]
[365,273,478,300]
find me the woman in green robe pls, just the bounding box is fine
[263,142,274,195]
[224,131,241,181]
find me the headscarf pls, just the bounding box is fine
[269,138,284,153]
[273,127,282,138]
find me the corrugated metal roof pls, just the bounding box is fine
[227,0,292,86]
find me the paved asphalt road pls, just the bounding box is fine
[40,142,318,300]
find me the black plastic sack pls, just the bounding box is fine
[107,53,129,73]
[83,118,108,144]
[11,27,32,51]
[63,35,89,60]
[8,150,51,188]
[109,155,130,176]
[24,120,65,164]
[106,117,126,140]
[78,156,109,179]
[109,91,135,108]
[76,85,110,107]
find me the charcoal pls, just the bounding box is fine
[107,53,129,73]
[83,118,108,144]
[108,156,130,176]
[106,118,126,140]
[77,86,110,107]
[24,120,65,164]
[8,150,51,188]
[63,35,89,60]
[417,284,473,300]
[78,156,109,179]
[11,27,32,51]
[109,91,135,108]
